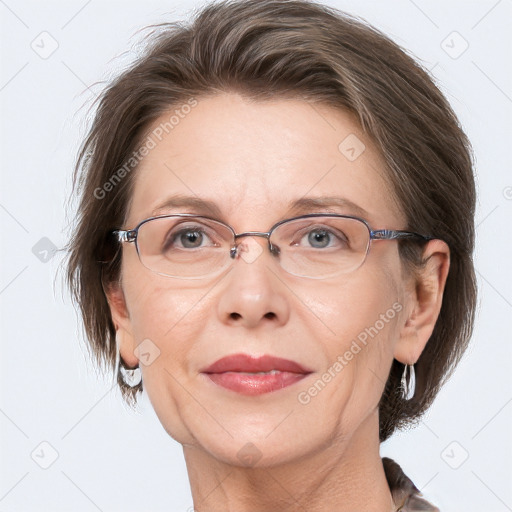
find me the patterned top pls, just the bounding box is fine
[383,457,440,511]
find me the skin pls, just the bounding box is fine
[107,92,450,511]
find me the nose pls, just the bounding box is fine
[216,236,290,329]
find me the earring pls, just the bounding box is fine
[400,363,415,401]
[119,364,142,387]
[115,329,142,388]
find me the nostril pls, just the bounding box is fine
[264,312,276,319]
[230,312,242,320]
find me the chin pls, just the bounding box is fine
[187,417,327,469]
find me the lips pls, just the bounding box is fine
[202,353,312,374]
[201,354,313,395]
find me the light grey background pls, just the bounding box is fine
[0,0,511,510]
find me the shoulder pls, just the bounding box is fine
[382,457,440,512]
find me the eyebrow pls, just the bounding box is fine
[151,195,224,219]
[150,194,370,221]
[286,196,369,218]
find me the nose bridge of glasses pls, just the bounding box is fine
[231,231,273,259]
[234,231,271,241]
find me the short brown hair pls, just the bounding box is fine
[65,0,477,442]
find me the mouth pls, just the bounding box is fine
[200,353,313,396]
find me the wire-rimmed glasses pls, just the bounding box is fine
[112,213,433,280]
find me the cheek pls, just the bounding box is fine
[300,265,402,407]
[305,264,401,350]
[121,273,214,442]
[120,267,207,397]
[124,275,210,348]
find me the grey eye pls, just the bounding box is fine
[307,229,332,248]
[174,229,205,248]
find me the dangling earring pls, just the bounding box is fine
[400,363,415,400]
[119,364,142,387]
[115,329,142,388]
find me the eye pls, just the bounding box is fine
[163,222,220,251]
[294,225,349,249]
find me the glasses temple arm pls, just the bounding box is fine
[112,230,137,243]
[370,229,433,241]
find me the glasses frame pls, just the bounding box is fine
[112,213,434,279]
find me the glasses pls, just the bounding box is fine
[112,213,433,280]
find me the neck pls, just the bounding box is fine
[183,410,395,512]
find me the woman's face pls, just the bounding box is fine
[111,92,414,466]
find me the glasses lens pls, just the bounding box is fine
[272,216,370,278]
[136,216,233,278]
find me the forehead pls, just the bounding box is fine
[125,93,404,229]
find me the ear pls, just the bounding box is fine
[394,239,450,364]
[105,280,139,368]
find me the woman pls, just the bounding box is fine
[65,0,477,510]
